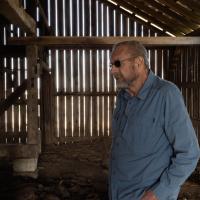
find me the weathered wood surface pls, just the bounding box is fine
[0,0,36,35]
[8,36,200,47]
[0,144,39,158]
[26,45,39,144]
[0,80,27,116]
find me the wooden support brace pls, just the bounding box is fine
[0,0,36,35]
[0,80,27,116]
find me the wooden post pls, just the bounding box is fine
[26,45,39,145]
[0,58,5,143]
[39,46,55,145]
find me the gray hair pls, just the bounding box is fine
[111,40,150,68]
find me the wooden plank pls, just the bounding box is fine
[0,0,36,35]
[144,0,199,30]
[26,45,39,144]
[14,58,19,143]
[56,91,117,96]
[20,57,26,142]
[100,0,166,36]
[117,0,191,34]
[156,49,162,78]
[187,28,200,36]
[92,50,98,137]
[73,50,79,137]
[6,58,13,139]
[36,0,52,35]
[50,49,58,142]
[0,46,25,58]
[157,0,200,24]
[58,50,65,142]
[0,58,5,143]
[40,71,55,145]
[0,132,27,144]
[0,80,27,116]
[104,0,183,35]
[0,144,39,158]
[162,48,170,80]
[104,50,109,136]
[180,0,200,13]
[8,36,200,47]
[84,50,91,137]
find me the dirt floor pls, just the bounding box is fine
[0,140,200,200]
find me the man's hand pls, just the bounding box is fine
[141,191,158,200]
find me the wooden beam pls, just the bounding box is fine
[142,0,199,31]
[99,0,166,36]
[8,36,200,47]
[178,0,200,13]
[0,0,36,35]
[187,28,200,36]
[0,45,25,57]
[56,91,117,96]
[0,144,39,159]
[0,80,27,116]
[101,0,182,36]
[115,0,190,34]
[36,0,52,35]
[157,0,200,24]
[26,45,39,144]
[175,82,200,88]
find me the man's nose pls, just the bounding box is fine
[110,65,118,74]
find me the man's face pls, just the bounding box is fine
[110,46,140,89]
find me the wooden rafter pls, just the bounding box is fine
[0,0,36,35]
[187,28,200,36]
[8,36,200,47]
[100,0,166,36]
[121,0,191,34]
[105,0,183,35]
[178,0,200,13]
[157,0,200,24]
[32,0,52,35]
[140,0,199,31]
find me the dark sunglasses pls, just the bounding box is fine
[110,56,136,68]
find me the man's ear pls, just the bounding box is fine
[135,56,144,66]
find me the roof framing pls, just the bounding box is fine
[100,0,166,36]
[102,0,200,36]
[117,0,191,34]
[0,0,36,35]
[136,0,199,32]
[157,0,200,24]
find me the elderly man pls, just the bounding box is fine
[109,40,199,200]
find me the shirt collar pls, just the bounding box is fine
[120,70,156,100]
[137,70,156,100]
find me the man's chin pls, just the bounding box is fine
[116,81,129,89]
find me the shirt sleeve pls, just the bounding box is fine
[151,84,200,199]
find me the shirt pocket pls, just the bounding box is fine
[126,114,163,156]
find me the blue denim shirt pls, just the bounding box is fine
[109,70,200,200]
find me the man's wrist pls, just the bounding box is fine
[141,190,158,200]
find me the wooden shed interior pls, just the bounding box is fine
[0,0,200,199]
